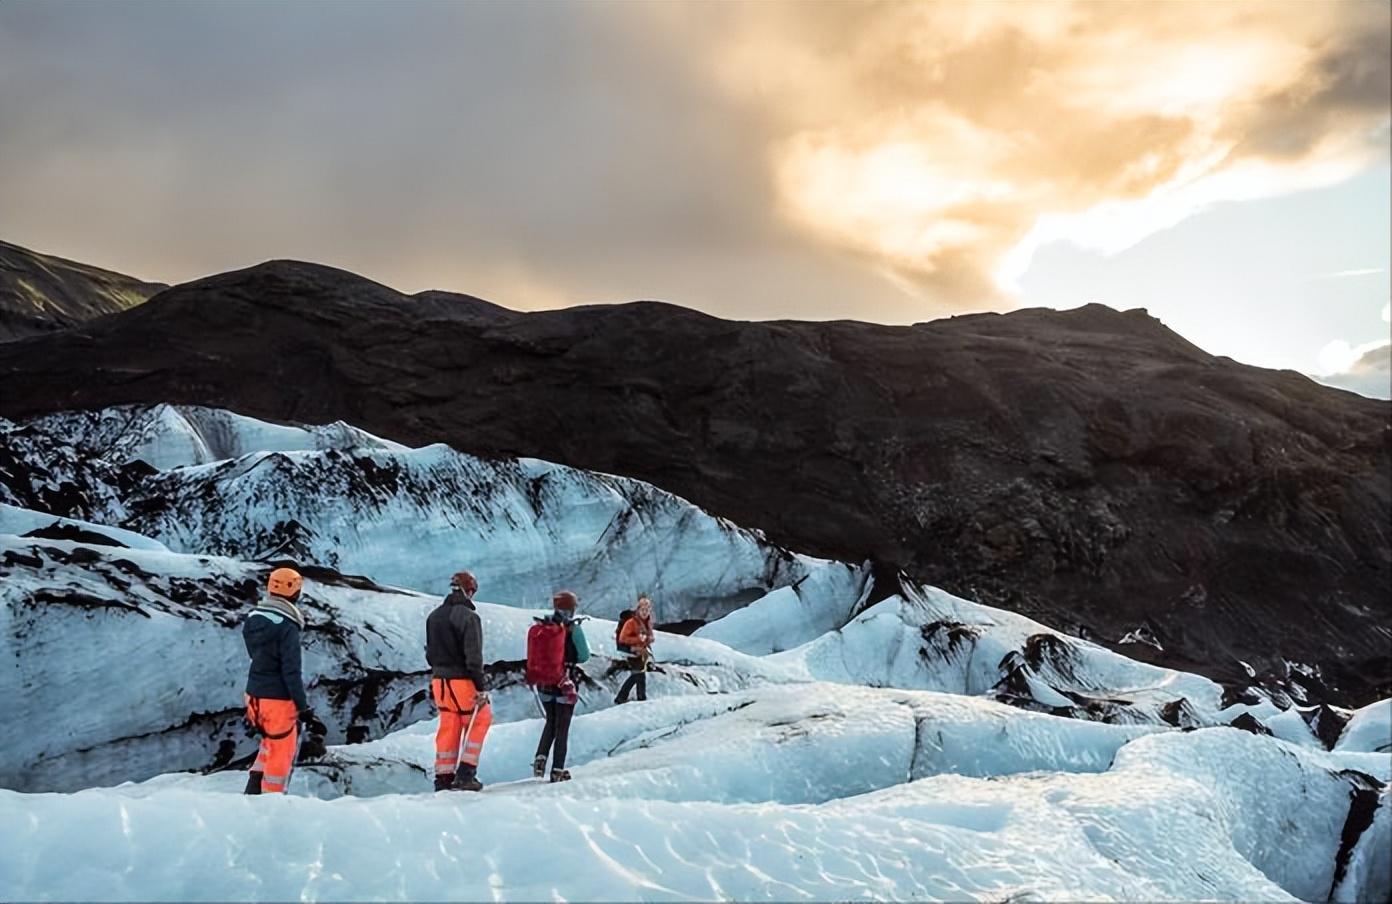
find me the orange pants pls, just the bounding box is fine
[432,677,492,776]
[245,695,299,793]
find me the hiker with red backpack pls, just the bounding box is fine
[425,571,493,791]
[613,595,655,705]
[526,590,590,783]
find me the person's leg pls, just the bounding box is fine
[635,668,647,702]
[457,680,492,771]
[258,699,299,794]
[248,735,269,794]
[552,703,575,770]
[616,658,642,703]
[536,698,558,760]
[431,678,463,789]
[246,696,267,794]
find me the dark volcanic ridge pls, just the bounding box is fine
[0,240,166,341]
[1,254,1388,707]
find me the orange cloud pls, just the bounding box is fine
[676,0,1391,310]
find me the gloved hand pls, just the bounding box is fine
[474,691,491,709]
[298,708,328,736]
[299,732,328,761]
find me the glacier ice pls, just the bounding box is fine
[2,402,1387,902]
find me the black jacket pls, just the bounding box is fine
[243,607,309,711]
[425,591,486,688]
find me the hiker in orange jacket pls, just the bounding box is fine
[614,595,655,704]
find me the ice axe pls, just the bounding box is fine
[283,725,307,793]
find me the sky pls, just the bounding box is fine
[0,1,1388,395]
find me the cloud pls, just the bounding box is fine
[0,1,1386,323]
[1317,337,1390,376]
[1316,340,1391,398]
[681,0,1392,307]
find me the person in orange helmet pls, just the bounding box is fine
[425,570,493,791]
[242,566,325,795]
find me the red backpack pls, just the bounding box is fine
[526,620,567,686]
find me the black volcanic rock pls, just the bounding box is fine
[0,240,166,340]
[0,258,1388,704]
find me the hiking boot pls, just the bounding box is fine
[532,755,547,778]
[243,770,263,795]
[550,768,571,783]
[613,694,627,705]
[453,766,483,792]
[434,773,456,792]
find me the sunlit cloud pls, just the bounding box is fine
[1316,338,1392,398]
[686,0,1391,309]
[1318,337,1389,376]
[0,1,1387,329]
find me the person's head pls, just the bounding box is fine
[552,590,577,622]
[451,571,478,598]
[636,595,652,619]
[267,567,303,602]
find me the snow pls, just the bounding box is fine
[3,402,1384,902]
[0,530,801,791]
[2,699,1378,902]
[275,685,1157,805]
[771,585,1225,724]
[0,502,169,551]
[4,405,863,623]
[1337,698,1392,753]
[42,403,408,471]
[692,563,873,654]
[1333,789,1391,903]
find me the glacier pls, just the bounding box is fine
[0,404,864,620]
[1,403,1387,902]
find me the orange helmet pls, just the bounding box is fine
[451,571,478,595]
[552,590,578,611]
[267,567,303,600]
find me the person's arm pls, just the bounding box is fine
[463,610,487,690]
[570,623,590,664]
[618,618,642,647]
[279,622,310,712]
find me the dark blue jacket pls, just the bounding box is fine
[243,605,309,711]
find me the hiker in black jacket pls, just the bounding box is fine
[425,570,493,791]
[242,567,326,795]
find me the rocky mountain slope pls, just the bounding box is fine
[0,240,165,340]
[0,258,1387,706]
